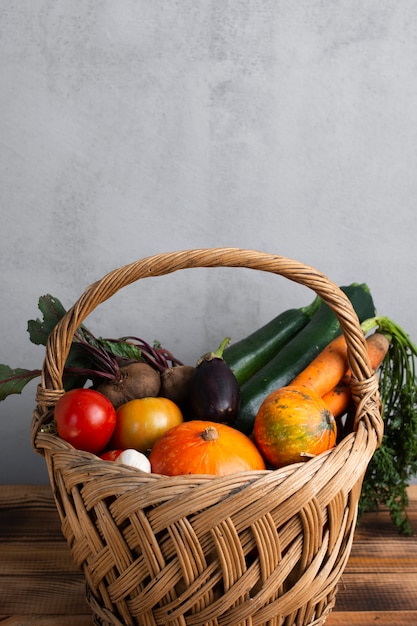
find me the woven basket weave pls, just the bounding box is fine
[32,248,383,626]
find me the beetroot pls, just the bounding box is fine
[96,362,161,408]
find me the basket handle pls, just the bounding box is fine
[35,248,383,441]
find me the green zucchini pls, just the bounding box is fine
[234,283,376,435]
[223,296,322,386]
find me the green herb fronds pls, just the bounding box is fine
[359,316,417,535]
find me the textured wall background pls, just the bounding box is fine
[1,1,417,483]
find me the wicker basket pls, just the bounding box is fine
[32,248,383,626]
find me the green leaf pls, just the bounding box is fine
[0,365,41,400]
[96,338,143,361]
[27,294,68,346]
[60,344,94,391]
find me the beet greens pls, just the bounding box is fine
[0,294,182,399]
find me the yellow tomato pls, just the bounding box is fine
[110,397,183,453]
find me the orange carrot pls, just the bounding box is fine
[322,332,390,418]
[289,333,349,398]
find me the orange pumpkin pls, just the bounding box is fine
[149,420,266,476]
[253,385,337,469]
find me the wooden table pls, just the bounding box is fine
[1,484,416,625]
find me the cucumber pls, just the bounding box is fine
[223,296,322,386]
[234,283,376,435]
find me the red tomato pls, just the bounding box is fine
[111,397,183,453]
[54,388,116,453]
[100,449,123,461]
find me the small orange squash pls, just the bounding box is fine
[254,385,337,469]
[149,420,266,476]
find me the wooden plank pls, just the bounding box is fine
[0,484,63,542]
[0,575,87,614]
[327,611,417,625]
[0,485,85,616]
[333,486,417,614]
[0,543,80,575]
[0,508,63,542]
[0,618,93,626]
[0,484,56,512]
[335,573,417,612]
[346,541,417,572]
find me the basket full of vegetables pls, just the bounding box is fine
[25,248,389,626]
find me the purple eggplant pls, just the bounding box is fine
[187,337,240,425]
